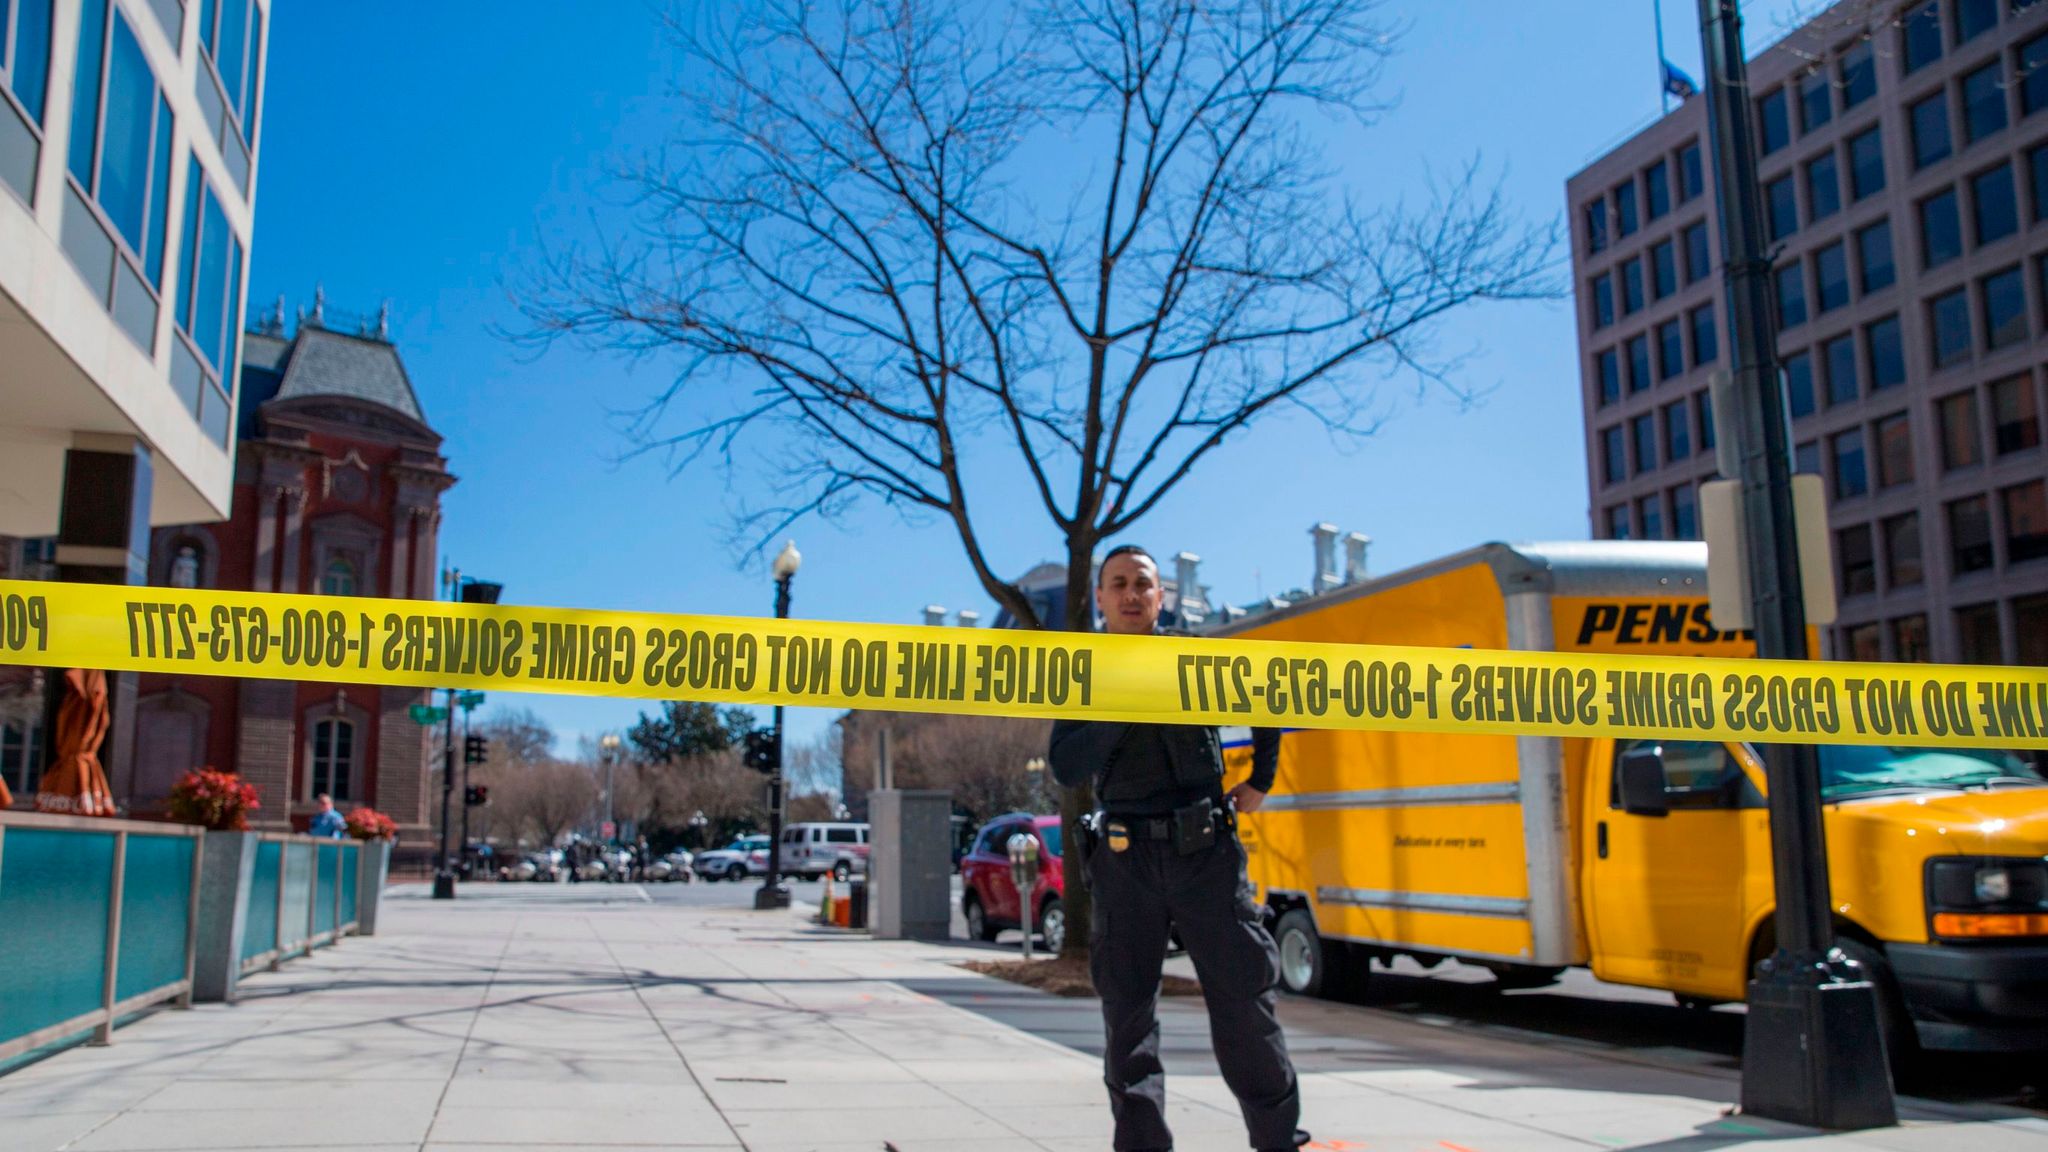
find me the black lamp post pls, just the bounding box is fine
[433,575,501,901]
[755,541,800,911]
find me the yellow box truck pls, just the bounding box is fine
[1216,541,2048,1058]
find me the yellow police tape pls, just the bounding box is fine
[1,579,2044,749]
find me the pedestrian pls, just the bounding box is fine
[1049,544,1306,1152]
[308,793,347,839]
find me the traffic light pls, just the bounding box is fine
[464,785,490,807]
[743,729,779,774]
[464,734,487,765]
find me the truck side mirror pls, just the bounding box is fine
[1618,747,1671,817]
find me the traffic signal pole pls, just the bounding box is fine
[755,570,793,911]
[433,688,456,899]
[1695,0,1895,1128]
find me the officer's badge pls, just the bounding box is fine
[1105,820,1130,853]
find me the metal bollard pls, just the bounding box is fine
[1006,832,1040,961]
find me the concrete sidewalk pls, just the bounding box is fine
[2,887,2043,1152]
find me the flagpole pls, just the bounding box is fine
[1656,0,1672,114]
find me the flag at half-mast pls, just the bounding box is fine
[1663,59,1699,101]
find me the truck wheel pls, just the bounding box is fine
[1484,964,1564,991]
[1275,909,1361,1000]
[1835,937,1917,1079]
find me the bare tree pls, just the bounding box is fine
[497,759,601,848]
[520,0,1555,956]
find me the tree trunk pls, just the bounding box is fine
[1056,533,1097,961]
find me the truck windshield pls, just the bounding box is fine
[1819,746,2045,800]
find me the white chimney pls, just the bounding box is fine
[1311,523,1341,594]
[1173,552,1207,625]
[1344,533,1372,584]
[955,609,979,628]
[922,604,946,627]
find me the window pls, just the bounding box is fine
[826,827,859,844]
[1797,439,1822,475]
[1767,174,1799,240]
[1798,69,1833,132]
[1991,373,2041,452]
[1921,189,1963,267]
[2019,594,2048,665]
[1885,512,1925,586]
[1845,622,1882,662]
[1786,350,1817,418]
[1904,2,1944,73]
[1585,201,1608,254]
[1825,333,1859,406]
[1671,483,1698,540]
[321,558,357,597]
[194,0,263,192]
[1628,334,1652,393]
[1912,91,1952,168]
[1893,614,1931,662]
[1646,160,1671,220]
[1807,152,1841,221]
[1759,88,1791,155]
[2033,145,2048,223]
[1867,315,1905,389]
[1607,504,1632,540]
[1611,740,1746,810]
[2005,480,2048,560]
[1950,495,1995,572]
[1857,220,1895,293]
[2024,33,2048,116]
[1973,163,2019,243]
[1658,319,1684,380]
[1964,61,2009,143]
[1983,265,2028,348]
[1665,402,1692,461]
[1841,40,1877,108]
[1839,524,1877,597]
[1596,347,1621,406]
[1602,425,1626,484]
[1622,258,1645,314]
[1959,0,1999,41]
[1691,304,1717,365]
[1633,412,1658,474]
[1957,603,2004,664]
[1816,242,1851,313]
[311,718,354,801]
[1931,287,1973,366]
[1,0,55,202]
[0,718,42,797]
[1833,427,1869,498]
[1616,180,1639,237]
[1849,127,1885,200]
[1684,220,1710,283]
[62,2,176,352]
[1592,273,1614,328]
[172,157,244,445]
[1698,391,1716,451]
[1638,495,1665,540]
[1679,140,1703,201]
[1777,261,1808,329]
[1651,239,1677,299]
[1940,389,1984,468]
[1876,412,1914,487]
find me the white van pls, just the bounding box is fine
[776,823,870,880]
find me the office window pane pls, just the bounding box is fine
[1592,274,1614,328]
[1841,40,1877,108]
[1616,180,1639,236]
[1628,334,1652,393]
[1951,495,1995,572]
[1984,265,2028,348]
[1849,127,1885,200]
[1833,428,1869,498]
[1799,70,1833,131]
[1816,242,1850,312]
[1597,347,1621,406]
[1839,524,1877,597]
[1759,88,1791,155]
[1876,412,1914,487]
[1638,495,1664,541]
[1807,152,1841,221]
[2024,34,2048,117]
[1845,623,1882,661]
[1602,426,1626,484]
[2032,145,2048,222]
[1958,0,1998,41]
[1957,603,2004,664]
[1679,141,1703,201]
[1940,390,1984,468]
[1885,512,1924,586]
[1646,160,1670,220]
[1931,287,1972,365]
[1825,333,1859,405]
[2006,480,2048,560]
[1777,262,1807,329]
[1684,221,1711,283]
[1692,304,1718,365]
[1767,175,1798,240]
[1912,92,1952,168]
[1651,239,1677,299]
[1796,439,1822,475]
[1964,61,2009,143]
[1973,163,2018,244]
[1622,257,1644,314]
[1921,189,1962,267]
[1857,220,1895,293]
[1658,319,1684,379]
[1666,402,1692,461]
[68,0,105,187]
[100,13,155,255]
[1671,483,1698,540]
[1699,391,1716,451]
[1787,350,1816,418]
[1633,412,1657,473]
[2022,594,2048,666]
[1894,614,1931,661]
[1584,201,1608,254]
[11,0,54,126]
[1607,504,1631,540]
[1991,373,2041,452]
[1867,315,1905,390]
[1904,2,1943,73]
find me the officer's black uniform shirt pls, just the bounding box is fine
[1049,719,1281,816]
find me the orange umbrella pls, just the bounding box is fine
[35,668,116,817]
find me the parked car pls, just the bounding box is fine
[498,856,538,883]
[776,822,870,881]
[571,855,611,883]
[695,835,771,881]
[959,813,1064,953]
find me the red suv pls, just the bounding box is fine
[959,813,1064,953]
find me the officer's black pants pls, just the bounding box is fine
[1088,830,1300,1151]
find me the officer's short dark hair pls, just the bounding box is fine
[1097,544,1157,587]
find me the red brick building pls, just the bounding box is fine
[121,311,453,843]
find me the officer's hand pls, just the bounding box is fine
[1228,782,1266,814]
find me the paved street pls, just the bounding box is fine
[2,884,2044,1152]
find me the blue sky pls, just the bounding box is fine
[245,0,1807,758]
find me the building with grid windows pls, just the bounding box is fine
[1570,0,2048,667]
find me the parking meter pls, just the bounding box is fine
[1006,832,1041,961]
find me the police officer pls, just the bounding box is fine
[1049,545,1306,1152]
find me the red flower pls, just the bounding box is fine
[166,768,261,831]
[344,807,398,841]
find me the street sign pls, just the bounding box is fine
[601,821,616,839]
[455,690,486,710]
[408,704,448,725]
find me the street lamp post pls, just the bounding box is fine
[756,541,801,911]
[599,734,622,847]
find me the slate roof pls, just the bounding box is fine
[271,328,426,421]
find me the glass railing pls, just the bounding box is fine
[238,833,359,975]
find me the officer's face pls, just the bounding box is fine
[1096,553,1163,635]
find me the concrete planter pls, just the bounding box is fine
[191,830,259,1003]
[355,839,391,935]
